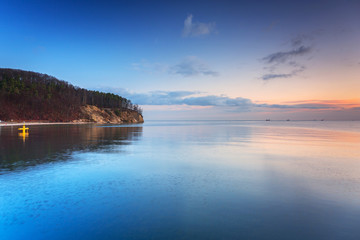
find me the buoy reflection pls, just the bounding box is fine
[19,132,29,142]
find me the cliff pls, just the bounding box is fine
[78,105,144,124]
[0,68,143,123]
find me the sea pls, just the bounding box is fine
[1,120,360,239]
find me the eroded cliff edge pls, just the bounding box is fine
[77,105,144,124]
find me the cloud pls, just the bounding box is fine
[170,56,218,77]
[182,14,216,37]
[98,88,360,117]
[262,46,312,64]
[261,66,305,81]
[121,90,251,108]
[118,90,198,105]
[261,73,293,81]
[99,88,252,110]
[259,99,360,110]
[132,56,218,78]
[283,99,360,108]
[291,34,314,47]
[183,95,252,107]
[261,35,313,81]
[259,103,338,110]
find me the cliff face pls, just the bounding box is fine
[78,105,144,124]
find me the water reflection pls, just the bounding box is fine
[0,124,143,173]
[1,121,360,240]
[18,132,29,143]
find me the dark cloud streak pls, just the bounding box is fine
[262,46,312,64]
[261,66,305,81]
[262,73,293,81]
[260,34,314,81]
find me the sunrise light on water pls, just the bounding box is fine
[1,1,360,239]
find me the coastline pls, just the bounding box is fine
[0,121,92,127]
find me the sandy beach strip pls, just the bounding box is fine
[0,121,91,127]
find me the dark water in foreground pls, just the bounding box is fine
[1,121,360,239]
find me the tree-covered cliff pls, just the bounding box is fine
[0,68,142,122]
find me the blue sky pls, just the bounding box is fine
[1,0,360,120]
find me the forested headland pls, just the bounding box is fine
[0,68,143,122]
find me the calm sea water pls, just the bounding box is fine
[1,121,360,239]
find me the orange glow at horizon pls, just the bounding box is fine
[256,99,360,110]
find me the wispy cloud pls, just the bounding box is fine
[169,56,218,77]
[109,90,199,105]
[182,14,216,37]
[183,95,252,108]
[132,56,218,78]
[291,34,314,47]
[258,103,338,110]
[261,66,305,81]
[262,46,311,64]
[261,73,294,81]
[259,99,360,111]
[261,35,313,81]
[282,99,360,110]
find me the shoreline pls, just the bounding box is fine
[0,122,92,127]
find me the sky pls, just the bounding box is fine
[0,0,359,120]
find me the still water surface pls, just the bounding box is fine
[1,121,360,239]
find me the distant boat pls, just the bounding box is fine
[286,119,290,121]
[266,119,270,121]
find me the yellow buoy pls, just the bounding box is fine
[18,124,29,142]
[18,124,29,134]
